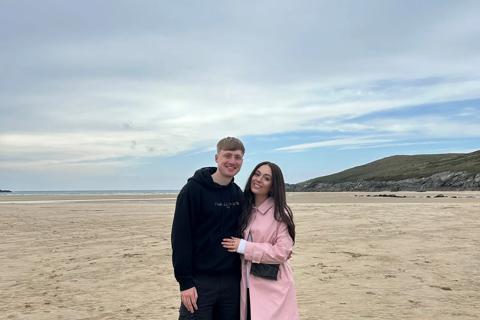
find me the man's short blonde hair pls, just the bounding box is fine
[216,137,245,154]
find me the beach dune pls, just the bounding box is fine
[1,192,479,319]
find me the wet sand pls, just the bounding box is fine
[1,192,479,319]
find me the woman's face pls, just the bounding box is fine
[250,164,272,196]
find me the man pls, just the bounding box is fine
[171,137,245,319]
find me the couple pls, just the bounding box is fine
[171,137,299,320]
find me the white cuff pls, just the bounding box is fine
[237,239,247,254]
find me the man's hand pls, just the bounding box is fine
[181,287,198,313]
[221,237,240,252]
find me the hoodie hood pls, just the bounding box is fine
[189,167,235,189]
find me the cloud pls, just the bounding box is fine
[275,136,393,152]
[1,1,480,175]
[1,77,480,169]
[338,141,442,151]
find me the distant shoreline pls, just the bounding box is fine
[1,190,479,205]
[0,190,179,196]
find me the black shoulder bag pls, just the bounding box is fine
[250,263,279,280]
[247,231,280,280]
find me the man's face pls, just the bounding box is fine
[215,149,244,178]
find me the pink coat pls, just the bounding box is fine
[240,197,299,320]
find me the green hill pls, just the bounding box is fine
[290,150,480,191]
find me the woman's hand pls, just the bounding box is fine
[221,237,240,252]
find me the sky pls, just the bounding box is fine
[1,0,479,191]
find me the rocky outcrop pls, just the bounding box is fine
[286,171,480,192]
[0,189,12,193]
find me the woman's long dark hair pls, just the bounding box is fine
[239,161,295,242]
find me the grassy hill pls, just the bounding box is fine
[299,150,480,186]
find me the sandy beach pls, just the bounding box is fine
[1,191,479,320]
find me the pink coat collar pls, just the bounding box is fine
[253,197,274,215]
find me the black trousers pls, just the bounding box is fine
[179,274,240,320]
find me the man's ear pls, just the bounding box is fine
[215,154,218,163]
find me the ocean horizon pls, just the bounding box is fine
[0,190,179,196]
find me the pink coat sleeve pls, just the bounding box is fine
[244,222,293,264]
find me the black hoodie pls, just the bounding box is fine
[171,167,243,291]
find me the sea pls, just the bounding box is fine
[0,190,179,204]
[0,190,179,196]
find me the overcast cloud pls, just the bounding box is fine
[1,0,479,189]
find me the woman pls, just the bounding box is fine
[222,161,299,320]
